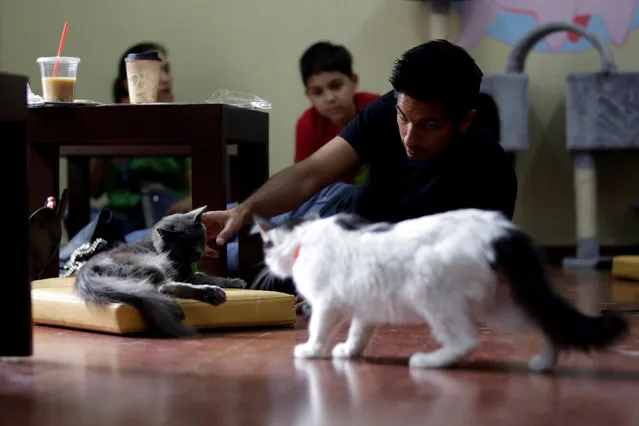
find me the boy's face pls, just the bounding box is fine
[305,71,358,127]
[395,92,476,162]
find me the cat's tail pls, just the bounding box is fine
[75,266,198,338]
[492,227,628,351]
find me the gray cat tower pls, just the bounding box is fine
[480,21,637,269]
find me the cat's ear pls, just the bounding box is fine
[189,205,207,223]
[251,215,273,237]
[156,227,177,241]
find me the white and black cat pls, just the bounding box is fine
[253,209,629,373]
[75,206,246,337]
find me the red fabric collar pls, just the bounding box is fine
[293,245,301,263]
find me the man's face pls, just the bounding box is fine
[395,92,476,162]
[305,71,358,127]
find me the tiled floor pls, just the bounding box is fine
[2,268,639,425]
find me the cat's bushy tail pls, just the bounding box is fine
[492,227,628,351]
[75,265,198,338]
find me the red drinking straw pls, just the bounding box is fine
[52,21,69,77]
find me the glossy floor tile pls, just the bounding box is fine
[2,268,639,425]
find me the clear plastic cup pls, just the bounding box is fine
[36,56,81,102]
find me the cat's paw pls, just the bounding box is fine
[202,286,227,306]
[331,342,360,359]
[409,351,459,369]
[294,342,324,359]
[227,278,247,289]
[528,354,557,373]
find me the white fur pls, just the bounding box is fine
[258,209,556,372]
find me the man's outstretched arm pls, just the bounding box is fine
[203,136,360,246]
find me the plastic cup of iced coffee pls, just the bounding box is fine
[124,50,162,104]
[36,56,80,102]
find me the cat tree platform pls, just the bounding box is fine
[31,277,296,335]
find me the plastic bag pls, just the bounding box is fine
[206,89,271,112]
[27,82,44,106]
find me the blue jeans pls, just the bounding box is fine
[60,182,353,277]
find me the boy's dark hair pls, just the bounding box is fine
[113,41,167,103]
[299,41,353,86]
[389,39,483,121]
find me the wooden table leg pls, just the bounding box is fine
[0,72,32,357]
[236,143,269,279]
[66,156,91,238]
[28,142,60,279]
[192,142,227,277]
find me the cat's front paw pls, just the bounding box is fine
[331,342,360,359]
[227,278,247,289]
[202,286,227,306]
[294,342,324,359]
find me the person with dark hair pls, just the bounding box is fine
[60,41,191,271]
[203,39,518,296]
[89,41,191,236]
[474,92,500,142]
[111,42,174,104]
[295,41,379,185]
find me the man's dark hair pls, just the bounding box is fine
[389,39,483,121]
[299,41,353,86]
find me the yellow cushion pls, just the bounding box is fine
[31,277,296,335]
[611,256,639,281]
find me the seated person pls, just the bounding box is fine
[59,42,191,273]
[203,40,518,295]
[89,41,192,236]
[295,41,380,184]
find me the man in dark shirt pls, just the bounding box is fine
[203,39,517,293]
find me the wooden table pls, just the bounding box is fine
[0,72,32,357]
[27,102,269,279]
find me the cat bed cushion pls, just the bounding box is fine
[611,256,639,281]
[31,277,296,334]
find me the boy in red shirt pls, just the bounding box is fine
[295,41,380,183]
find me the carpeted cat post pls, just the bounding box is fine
[474,21,537,156]
[427,0,451,40]
[553,23,639,269]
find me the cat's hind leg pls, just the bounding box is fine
[190,272,247,289]
[295,303,345,359]
[332,317,375,359]
[409,306,478,369]
[160,282,227,306]
[483,299,559,373]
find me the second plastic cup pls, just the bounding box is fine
[36,56,81,102]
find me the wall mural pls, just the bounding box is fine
[453,0,639,52]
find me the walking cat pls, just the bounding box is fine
[75,205,246,337]
[252,209,629,373]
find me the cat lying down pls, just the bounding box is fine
[253,209,629,373]
[75,206,246,337]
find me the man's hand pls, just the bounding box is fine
[201,205,251,257]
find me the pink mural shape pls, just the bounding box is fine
[456,0,639,51]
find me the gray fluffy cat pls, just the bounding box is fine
[75,205,246,337]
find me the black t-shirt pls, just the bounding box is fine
[319,90,518,223]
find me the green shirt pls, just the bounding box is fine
[100,156,190,217]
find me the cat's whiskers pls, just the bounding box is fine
[251,264,274,290]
